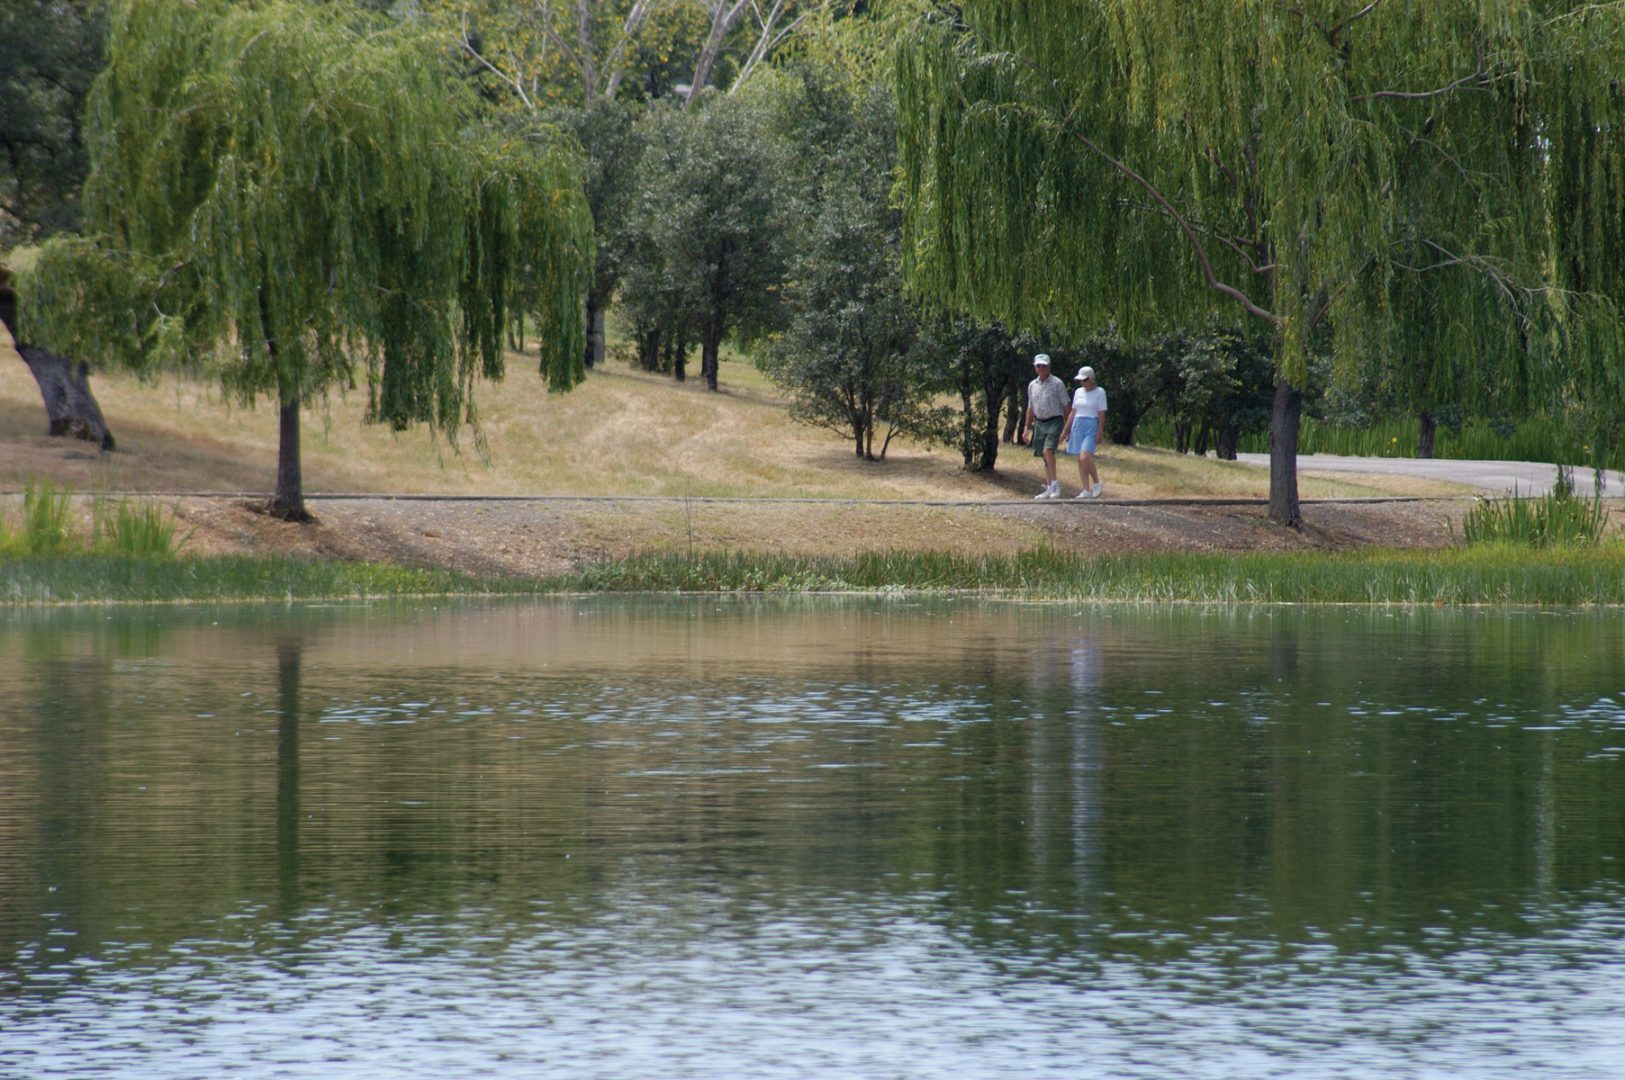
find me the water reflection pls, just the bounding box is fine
[2,598,1624,1077]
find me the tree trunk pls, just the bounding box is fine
[1417,410,1436,459]
[584,293,606,369]
[1215,425,1239,461]
[1267,377,1302,527]
[271,387,311,522]
[701,318,723,391]
[1108,389,1138,447]
[2,278,115,451]
[18,347,116,451]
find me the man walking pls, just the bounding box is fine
[1022,353,1070,499]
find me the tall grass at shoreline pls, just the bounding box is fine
[3,546,1622,605]
[1460,471,1609,547]
[0,553,540,604]
[571,545,1625,605]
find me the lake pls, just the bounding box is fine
[2,597,1623,1078]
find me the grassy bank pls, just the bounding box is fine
[0,553,540,604]
[8,545,1620,606]
[570,544,1625,605]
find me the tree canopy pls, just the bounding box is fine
[20,0,593,518]
[0,0,103,245]
[897,1,1625,523]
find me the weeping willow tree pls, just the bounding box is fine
[897,2,1625,525]
[18,0,593,520]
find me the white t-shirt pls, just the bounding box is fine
[1071,385,1107,419]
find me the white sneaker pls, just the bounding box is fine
[1034,485,1052,500]
[1092,483,1103,498]
[1075,489,1095,499]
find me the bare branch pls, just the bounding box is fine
[1328,0,1385,46]
[732,0,793,91]
[457,13,534,111]
[1354,65,1508,103]
[687,0,751,110]
[575,0,597,104]
[601,0,655,101]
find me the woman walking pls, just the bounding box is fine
[1061,366,1108,498]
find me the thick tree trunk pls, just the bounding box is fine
[18,347,116,451]
[271,389,310,522]
[1215,425,1239,461]
[1267,377,1302,527]
[1,277,115,451]
[1417,410,1436,459]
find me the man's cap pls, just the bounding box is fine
[1033,353,1051,367]
[1074,366,1095,382]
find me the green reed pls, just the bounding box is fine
[0,480,76,557]
[0,553,540,604]
[91,496,190,557]
[1461,472,1610,548]
[567,545,1625,605]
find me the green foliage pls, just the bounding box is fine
[1213,414,1623,473]
[0,0,104,245]
[761,67,953,460]
[1109,326,1274,456]
[895,2,1625,513]
[930,318,1029,472]
[621,92,793,389]
[17,0,592,500]
[1461,471,1611,548]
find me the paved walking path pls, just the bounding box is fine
[1236,453,1625,498]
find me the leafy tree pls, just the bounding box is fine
[19,0,593,521]
[0,1,116,450]
[553,99,649,368]
[927,318,1027,472]
[1143,328,1275,460]
[763,72,951,459]
[897,2,1625,525]
[623,93,791,390]
[0,0,104,245]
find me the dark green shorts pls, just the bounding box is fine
[1031,416,1064,454]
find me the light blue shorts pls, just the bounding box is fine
[1068,416,1099,455]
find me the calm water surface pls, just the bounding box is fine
[2,598,1623,1078]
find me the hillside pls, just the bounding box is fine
[1,340,1476,575]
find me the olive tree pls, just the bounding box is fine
[19,0,593,520]
[898,2,1625,525]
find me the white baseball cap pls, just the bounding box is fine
[1033,353,1051,367]
[1074,366,1095,381]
